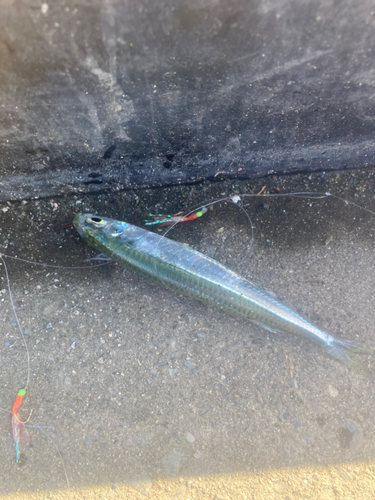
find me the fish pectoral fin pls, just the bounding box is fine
[256,322,283,335]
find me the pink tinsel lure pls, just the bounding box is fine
[145,207,207,227]
[12,388,30,463]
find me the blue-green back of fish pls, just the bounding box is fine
[73,214,373,376]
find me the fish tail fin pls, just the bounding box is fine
[326,338,374,377]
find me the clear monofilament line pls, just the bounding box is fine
[158,197,255,270]
[27,419,70,489]
[0,255,30,387]
[153,189,375,291]
[0,408,70,489]
[1,253,111,269]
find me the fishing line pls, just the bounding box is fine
[0,407,70,489]
[0,255,30,388]
[238,190,375,217]
[150,189,375,300]
[157,196,255,273]
[0,230,112,471]
[155,191,331,266]
[28,419,70,489]
[0,188,374,480]
[158,189,375,248]
[0,251,106,471]
[0,253,111,269]
[1,191,373,271]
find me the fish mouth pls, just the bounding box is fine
[72,213,93,236]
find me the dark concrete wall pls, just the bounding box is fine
[0,0,374,200]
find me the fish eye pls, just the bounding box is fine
[86,216,107,228]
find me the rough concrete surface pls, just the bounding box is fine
[1,0,375,199]
[0,169,375,496]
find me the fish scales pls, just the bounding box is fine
[73,214,373,375]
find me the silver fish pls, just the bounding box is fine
[73,213,372,375]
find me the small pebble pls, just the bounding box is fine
[169,368,179,377]
[338,467,352,481]
[46,322,53,329]
[162,450,181,476]
[328,384,339,398]
[290,417,303,429]
[186,432,195,443]
[256,392,264,405]
[184,361,195,370]
[278,410,288,421]
[4,339,13,347]
[41,3,48,15]
[325,235,333,246]
[302,434,314,445]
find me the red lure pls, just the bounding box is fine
[12,388,30,462]
[145,207,208,227]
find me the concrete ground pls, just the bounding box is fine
[0,168,375,497]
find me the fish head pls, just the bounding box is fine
[73,213,142,247]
